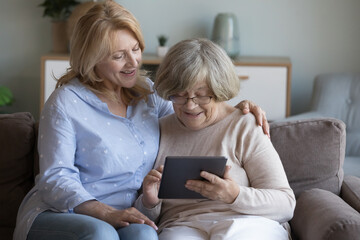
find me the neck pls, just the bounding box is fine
[96,91,128,118]
[213,102,236,123]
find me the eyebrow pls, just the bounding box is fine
[178,87,210,96]
[197,86,209,90]
[193,86,210,92]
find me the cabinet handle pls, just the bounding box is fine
[238,75,249,80]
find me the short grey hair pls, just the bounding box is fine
[154,38,240,101]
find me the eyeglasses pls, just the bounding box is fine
[169,95,213,105]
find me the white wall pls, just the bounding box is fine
[120,0,360,115]
[0,0,51,117]
[1,0,360,119]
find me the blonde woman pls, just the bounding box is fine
[14,1,165,239]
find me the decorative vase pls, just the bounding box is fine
[157,46,169,57]
[211,13,240,58]
[52,21,68,53]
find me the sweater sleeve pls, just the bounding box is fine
[228,118,296,223]
[133,194,162,222]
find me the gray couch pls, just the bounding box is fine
[284,73,360,177]
[1,112,360,239]
[270,118,360,239]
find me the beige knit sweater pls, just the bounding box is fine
[138,109,295,231]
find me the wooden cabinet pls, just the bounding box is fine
[40,54,69,112]
[41,54,291,120]
[229,56,292,120]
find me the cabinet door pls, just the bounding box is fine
[42,59,69,107]
[227,66,288,120]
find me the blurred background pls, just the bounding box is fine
[1,0,359,119]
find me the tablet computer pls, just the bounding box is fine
[158,156,227,199]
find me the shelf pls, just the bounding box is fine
[41,53,291,67]
[40,54,292,119]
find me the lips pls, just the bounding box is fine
[184,111,203,118]
[120,69,136,76]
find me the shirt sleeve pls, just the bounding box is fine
[37,102,95,212]
[146,78,173,118]
[228,118,296,223]
[157,96,173,118]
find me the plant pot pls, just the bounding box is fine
[157,46,169,57]
[52,21,68,53]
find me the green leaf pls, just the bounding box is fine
[158,35,168,46]
[0,86,13,106]
[38,0,80,21]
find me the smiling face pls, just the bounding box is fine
[172,81,225,131]
[95,29,142,91]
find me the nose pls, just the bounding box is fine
[183,97,198,110]
[126,52,138,67]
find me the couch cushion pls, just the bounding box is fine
[270,118,346,197]
[311,73,360,157]
[341,175,360,213]
[291,188,360,240]
[0,112,36,236]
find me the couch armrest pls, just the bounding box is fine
[342,175,360,212]
[0,112,36,237]
[291,188,360,240]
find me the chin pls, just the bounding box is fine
[121,79,137,89]
[183,122,204,131]
[178,115,204,130]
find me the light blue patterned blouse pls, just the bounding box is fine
[13,78,173,240]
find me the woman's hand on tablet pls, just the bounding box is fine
[142,165,163,208]
[185,165,240,204]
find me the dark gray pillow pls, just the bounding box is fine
[0,112,35,236]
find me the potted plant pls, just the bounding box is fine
[39,0,80,21]
[39,0,80,53]
[157,35,169,57]
[0,86,14,111]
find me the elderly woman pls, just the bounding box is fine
[136,38,296,240]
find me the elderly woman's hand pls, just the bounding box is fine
[236,100,270,137]
[185,166,239,204]
[142,165,163,208]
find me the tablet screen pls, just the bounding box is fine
[158,156,227,199]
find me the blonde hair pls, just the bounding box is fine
[56,0,151,104]
[154,38,240,101]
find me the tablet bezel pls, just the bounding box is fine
[158,156,227,199]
